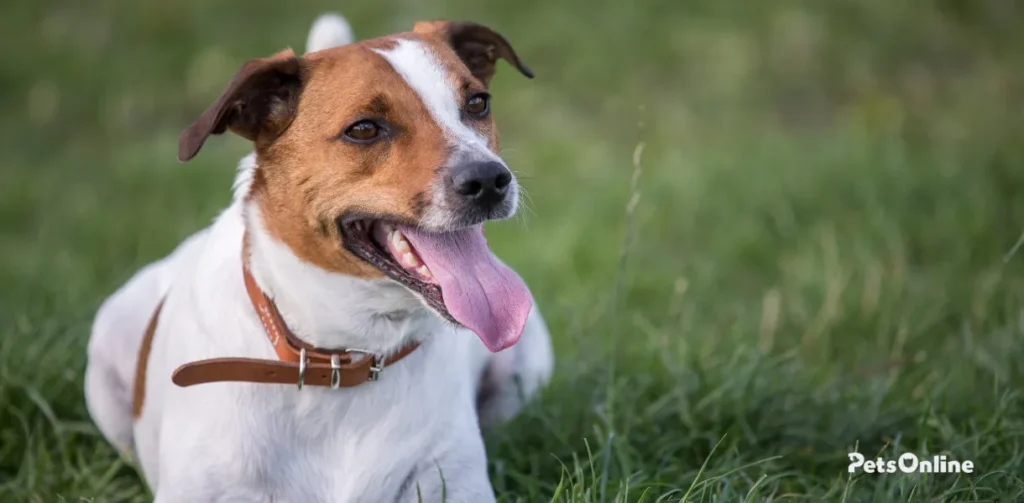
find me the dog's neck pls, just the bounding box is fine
[235,156,433,356]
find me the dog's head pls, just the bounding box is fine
[179,20,534,352]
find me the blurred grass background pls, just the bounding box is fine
[3,0,1024,501]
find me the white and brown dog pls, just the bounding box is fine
[84,13,554,502]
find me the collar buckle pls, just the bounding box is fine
[329,354,342,389]
[348,348,384,381]
[297,348,307,390]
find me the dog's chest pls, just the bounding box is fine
[195,349,480,502]
[136,230,495,500]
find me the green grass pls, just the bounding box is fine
[3,0,1024,501]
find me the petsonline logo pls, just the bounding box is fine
[848,452,975,474]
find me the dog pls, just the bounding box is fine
[84,13,554,502]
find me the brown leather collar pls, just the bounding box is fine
[169,232,420,389]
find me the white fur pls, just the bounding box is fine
[374,39,519,230]
[305,13,354,53]
[373,39,497,155]
[83,16,553,503]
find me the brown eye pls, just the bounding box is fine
[466,93,490,118]
[344,120,381,143]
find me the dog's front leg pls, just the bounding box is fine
[152,483,272,503]
[476,306,554,429]
[393,443,497,503]
[154,494,263,503]
[395,474,497,503]
[147,402,277,503]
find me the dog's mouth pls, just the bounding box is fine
[339,217,533,352]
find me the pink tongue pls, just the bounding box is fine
[398,225,532,352]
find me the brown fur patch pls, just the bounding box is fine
[132,300,165,419]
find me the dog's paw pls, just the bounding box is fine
[476,307,554,429]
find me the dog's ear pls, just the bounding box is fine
[413,21,533,86]
[179,49,302,162]
[306,13,354,53]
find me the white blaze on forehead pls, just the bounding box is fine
[373,38,497,158]
[373,38,518,230]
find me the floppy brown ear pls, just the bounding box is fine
[178,49,302,162]
[413,21,533,86]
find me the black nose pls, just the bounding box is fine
[449,161,512,207]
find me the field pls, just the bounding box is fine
[2,0,1024,501]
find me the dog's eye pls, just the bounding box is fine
[465,93,490,118]
[344,120,381,142]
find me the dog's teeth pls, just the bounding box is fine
[391,231,410,252]
[401,252,419,267]
[417,265,432,279]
